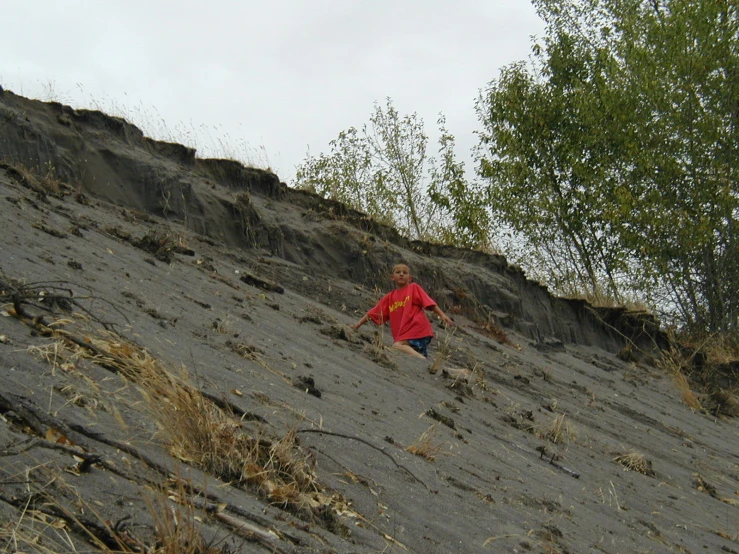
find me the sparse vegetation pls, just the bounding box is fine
[614,451,655,476]
[429,327,456,374]
[476,315,519,348]
[406,425,444,462]
[133,228,191,263]
[0,160,66,197]
[538,413,576,445]
[85,333,331,519]
[657,346,703,412]
[3,282,339,529]
[0,466,227,554]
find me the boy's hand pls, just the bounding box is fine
[440,314,454,327]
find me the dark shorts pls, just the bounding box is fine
[407,336,433,358]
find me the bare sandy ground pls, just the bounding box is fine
[0,91,738,553]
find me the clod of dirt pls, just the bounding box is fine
[293,375,322,398]
[426,408,455,429]
[239,272,284,294]
[320,325,362,344]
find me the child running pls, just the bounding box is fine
[352,263,454,359]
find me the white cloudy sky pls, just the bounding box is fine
[2,1,545,182]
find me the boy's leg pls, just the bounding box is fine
[392,340,427,359]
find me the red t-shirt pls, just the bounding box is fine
[366,283,436,342]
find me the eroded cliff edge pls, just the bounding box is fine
[0,90,664,355]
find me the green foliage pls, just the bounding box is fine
[477,0,739,333]
[295,99,489,249]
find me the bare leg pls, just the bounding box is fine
[393,341,427,359]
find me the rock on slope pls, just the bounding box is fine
[0,90,737,554]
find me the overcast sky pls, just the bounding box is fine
[2,1,545,182]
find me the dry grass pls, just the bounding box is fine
[471,363,490,392]
[678,331,739,366]
[0,506,82,554]
[707,389,739,417]
[476,315,519,349]
[429,328,456,374]
[478,317,509,344]
[406,425,444,462]
[89,335,323,514]
[133,229,184,263]
[25,317,333,523]
[537,413,576,445]
[0,468,224,554]
[657,347,703,411]
[362,328,396,370]
[211,315,235,334]
[614,450,655,476]
[144,479,225,554]
[562,285,649,312]
[0,160,65,197]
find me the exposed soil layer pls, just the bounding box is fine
[0,91,737,554]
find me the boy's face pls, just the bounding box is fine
[390,265,412,287]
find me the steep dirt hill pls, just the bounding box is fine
[0,89,737,554]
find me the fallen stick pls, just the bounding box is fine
[549,458,580,479]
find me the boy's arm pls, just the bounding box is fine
[352,314,370,330]
[431,305,454,327]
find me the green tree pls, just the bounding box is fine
[295,98,489,248]
[477,0,738,332]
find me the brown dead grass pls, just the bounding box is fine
[538,413,576,445]
[657,346,703,412]
[477,318,510,345]
[144,478,226,554]
[707,389,739,417]
[614,450,655,476]
[0,160,62,196]
[678,331,739,366]
[406,425,444,462]
[25,317,334,524]
[429,328,456,374]
[88,335,324,514]
[0,467,224,554]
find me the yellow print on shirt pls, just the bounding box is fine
[389,295,410,314]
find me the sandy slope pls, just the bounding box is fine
[0,91,738,554]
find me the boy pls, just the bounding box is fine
[352,263,454,359]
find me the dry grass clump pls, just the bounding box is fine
[679,331,739,366]
[0,508,83,554]
[0,160,66,197]
[538,413,576,445]
[144,479,227,554]
[0,469,224,554]
[614,450,655,476]
[428,328,456,374]
[23,316,332,524]
[562,285,648,312]
[362,329,397,370]
[90,336,323,514]
[406,425,444,462]
[706,389,739,417]
[132,229,181,263]
[657,346,703,411]
[478,317,510,345]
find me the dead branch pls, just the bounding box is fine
[297,428,429,490]
[0,271,127,330]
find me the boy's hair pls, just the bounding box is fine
[392,262,411,272]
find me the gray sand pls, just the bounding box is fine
[0,91,737,553]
